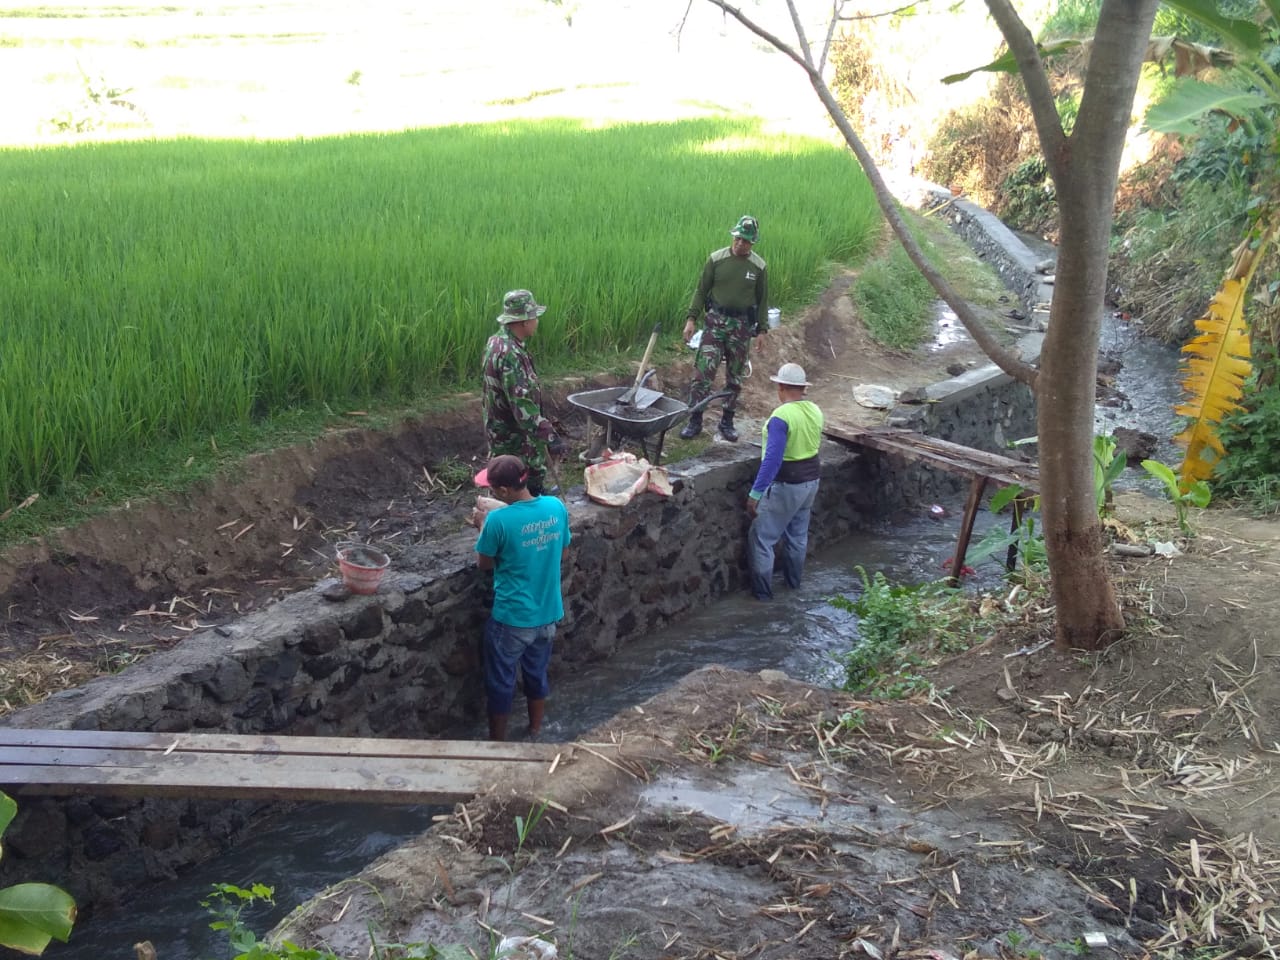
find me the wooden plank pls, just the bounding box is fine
[0,729,557,764]
[822,424,1040,492]
[0,750,549,805]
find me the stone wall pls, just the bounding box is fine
[932,191,1056,333]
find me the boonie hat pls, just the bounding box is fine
[497,289,547,325]
[770,362,810,387]
[730,215,760,244]
[474,454,528,489]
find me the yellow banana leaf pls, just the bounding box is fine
[1175,277,1252,485]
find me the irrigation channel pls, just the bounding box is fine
[47,515,1002,958]
[46,315,1184,960]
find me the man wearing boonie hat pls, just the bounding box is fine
[745,363,823,600]
[469,454,571,741]
[482,289,567,497]
[680,214,770,443]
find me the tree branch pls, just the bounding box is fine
[702,0,1038,386]
[817,1,842,75]
[983,0,1067,183]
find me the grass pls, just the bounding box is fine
[1,115,879,513]
[852,206,1012,349]
[854,240,935,349]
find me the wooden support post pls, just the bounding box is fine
[948,475,988,588]
[1005,496,1026,573]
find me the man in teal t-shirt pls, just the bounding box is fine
[471,454,571,741]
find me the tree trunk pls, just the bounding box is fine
[1021,0,1159,649]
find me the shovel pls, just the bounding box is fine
[628,368,664,410]
[615,324,662,408]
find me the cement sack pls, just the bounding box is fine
[469,495,506,529]
[584,452,673,507]
[496,935,557,959]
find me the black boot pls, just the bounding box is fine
[679,411,703,440]
[719,411,739,443]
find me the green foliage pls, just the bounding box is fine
[1154,0,1264,44]
[0,792,76,956]
[852,238,935,349]
[513,800,548,860]
[203,883,325,960]
[204,884,464,960]
[0,117,880,508]
[1215,361,1280,503]
[1147,80,1273,137]
[369,941,470,960]
[1171,114,1274,190]
[1112,173,1252,338]
[829,567,957,696]
[1093,434,1128,514]
[1039,0,1100,42]
[1141,459,1212,534]
[998,156,1056,231]
[965,484,1048,580]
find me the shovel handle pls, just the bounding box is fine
[632,325,660,392]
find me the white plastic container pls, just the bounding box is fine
[767,307,781,329]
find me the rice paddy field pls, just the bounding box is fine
[1,117,880,505]
[0,0,888,509]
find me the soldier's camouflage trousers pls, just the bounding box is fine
[688,307,752,414]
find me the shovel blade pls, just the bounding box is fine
[631,386,665,409]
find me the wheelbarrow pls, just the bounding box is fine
[566,388,733,466]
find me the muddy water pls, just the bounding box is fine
[48,510,1004,958]
[1096,314,1184,469]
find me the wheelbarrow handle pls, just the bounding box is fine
[688,390,734,416]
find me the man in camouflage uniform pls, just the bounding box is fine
[482,289,565,497]
[680,214,769,443]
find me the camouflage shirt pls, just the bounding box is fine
[482,328,554,449]
[687,246,769,335]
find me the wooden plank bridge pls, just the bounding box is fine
[0,729,564,805]
[823,424,1041,582]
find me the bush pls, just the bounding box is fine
[921,73,1040,209]
[1214,357,1280,507]
[997,155,1056,233]
[830,568,939,694]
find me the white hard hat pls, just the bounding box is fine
[770,362,810,387]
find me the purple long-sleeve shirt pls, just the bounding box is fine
[749,417,789,499]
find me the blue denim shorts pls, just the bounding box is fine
[483,617,556,714]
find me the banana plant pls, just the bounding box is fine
[0,793,76,955]
[1144,1,1280,485]
[1093,434,1128,514]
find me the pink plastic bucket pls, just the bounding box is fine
[336,544,390,595]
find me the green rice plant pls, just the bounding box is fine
[0,117,880,507]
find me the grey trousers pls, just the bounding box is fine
[747,478,819,599]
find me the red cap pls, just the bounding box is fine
[474,455,528,489]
